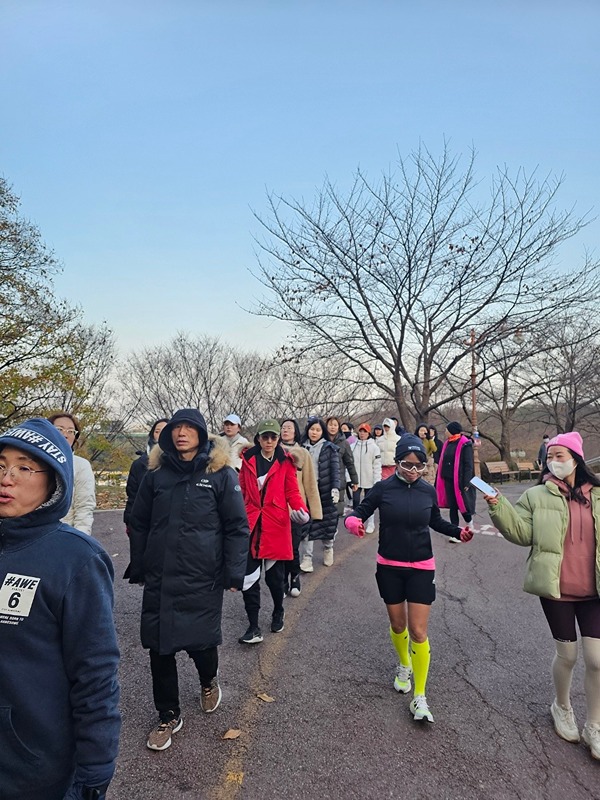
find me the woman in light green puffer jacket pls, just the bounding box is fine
[484,432,600,762]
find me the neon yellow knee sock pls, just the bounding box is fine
[410,639,431,696]
[390,627,411,668]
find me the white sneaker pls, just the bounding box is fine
[365,523,375,534]
[300,555,313,573]
[582,722,600,759]
[409,695,434,723]
[448,537,461,544]
[323,548,334,567]
[550,700,580,742]
[393,664,412,694]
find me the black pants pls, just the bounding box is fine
[284,522,306,583]
[443,478,472,526]
[243,554,285,628]
[150,647,218,719]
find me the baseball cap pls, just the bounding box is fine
[257,419,281,436]
[224,414,241,425]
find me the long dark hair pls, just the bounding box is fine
[539,450,600,504]
[303,418,327,444]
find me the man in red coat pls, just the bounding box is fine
[238,419,309,643]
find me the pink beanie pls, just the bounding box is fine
[547,432,584,459]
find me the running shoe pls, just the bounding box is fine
[393,664,412,694]
[290,575,301,597]
[583,722,600,759]
[200,677,222,713]
[323,548,334,567]
[300,555,314,573]
[147,714,183,751]
[271,609,285,633]
[551,700,580,742]
[409,695,434,723]
[238,626,263,644]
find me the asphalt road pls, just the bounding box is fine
[95,483,600,800]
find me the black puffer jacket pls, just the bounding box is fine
[123,451,148,524]
[305,440,340,541]
[128,410,250,654]
[350,474,461,561]
[331,431,359,489]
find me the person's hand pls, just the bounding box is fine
[459,526,473,542]
[345,516,365,538]
[229,587,238,592]
[483,493,499,506]
[351,484,358,493]
[290,508,310,524]
[331,488,340,503]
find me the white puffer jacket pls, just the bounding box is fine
[378,418,400,466]
[351,439,382,489]
[62,454,96,535]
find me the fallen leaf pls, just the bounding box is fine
[226,772,244,785]
[223,729,241,740]
[257,692,275,703]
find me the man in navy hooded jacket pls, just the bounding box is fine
[0,418,120,800]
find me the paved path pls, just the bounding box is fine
[94,482,599,799]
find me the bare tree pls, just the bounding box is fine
[252,144,600,427]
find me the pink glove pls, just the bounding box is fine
[459,526,473,543]
[345,516,365,538]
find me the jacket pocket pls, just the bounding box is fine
[0,706,41,777]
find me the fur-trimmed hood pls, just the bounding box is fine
[148,433,232,473]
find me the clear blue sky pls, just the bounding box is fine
[2,0,599,355]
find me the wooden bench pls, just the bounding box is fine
[516,461,541,481]
[485,461,518,483]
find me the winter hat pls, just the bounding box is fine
[547,432,584,459]
[394,434,427,463]
[0,417,73,517]
[159,408,208,453]
[358,423,371,433]
[373,424,383,433]
[446,421,463,436]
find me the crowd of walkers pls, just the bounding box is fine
[2,409,600,800]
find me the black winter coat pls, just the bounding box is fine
[305,440,340,541]
[123,452,148,524]
[351,474,461,561]
[128,434,249,654]
[331,432,359,489]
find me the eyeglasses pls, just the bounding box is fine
[0,464,50,482]
[54,426,78,436]
[259,432,279,441]
[397,460,427,473]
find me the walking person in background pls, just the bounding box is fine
[373,424,384,441]
[300,418,340,570]
[415,423,437,485]
[435,421,476,540]
[128,409,249,751]
[326,416,359,516]
[123,418,168,535]
[238,419,309,642]
[221,413,250,471]
[0,418,120,800]
[484,432,600,761]
[429,425,443,468]
[538,433,550,471]
[379,418,401,480]
[280,418,322,597]
[351,423,382,533]
[341,421,357,445]
[49,412,96,535]
[345,434,473,724]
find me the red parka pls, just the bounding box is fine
[239,445,308,560]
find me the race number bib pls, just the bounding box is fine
[0,573,41,617]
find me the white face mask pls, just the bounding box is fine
[547,459,576,481]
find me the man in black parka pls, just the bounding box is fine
[128,408,249,751]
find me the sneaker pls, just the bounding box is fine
[323,548,334,567]
[582,722,600,759]
[147,714,183,751]
[200,677,222,713]
[365,523,375,534]
[238,625,263,644]
[300,555,313,573]
[271,609,285,633]
[448,537,461,544]
[290,575,301,597]
[550,699,580,742]
[393,664,412,694]
[409,695,434,723]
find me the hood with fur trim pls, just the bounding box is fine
[149,433,232,473]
